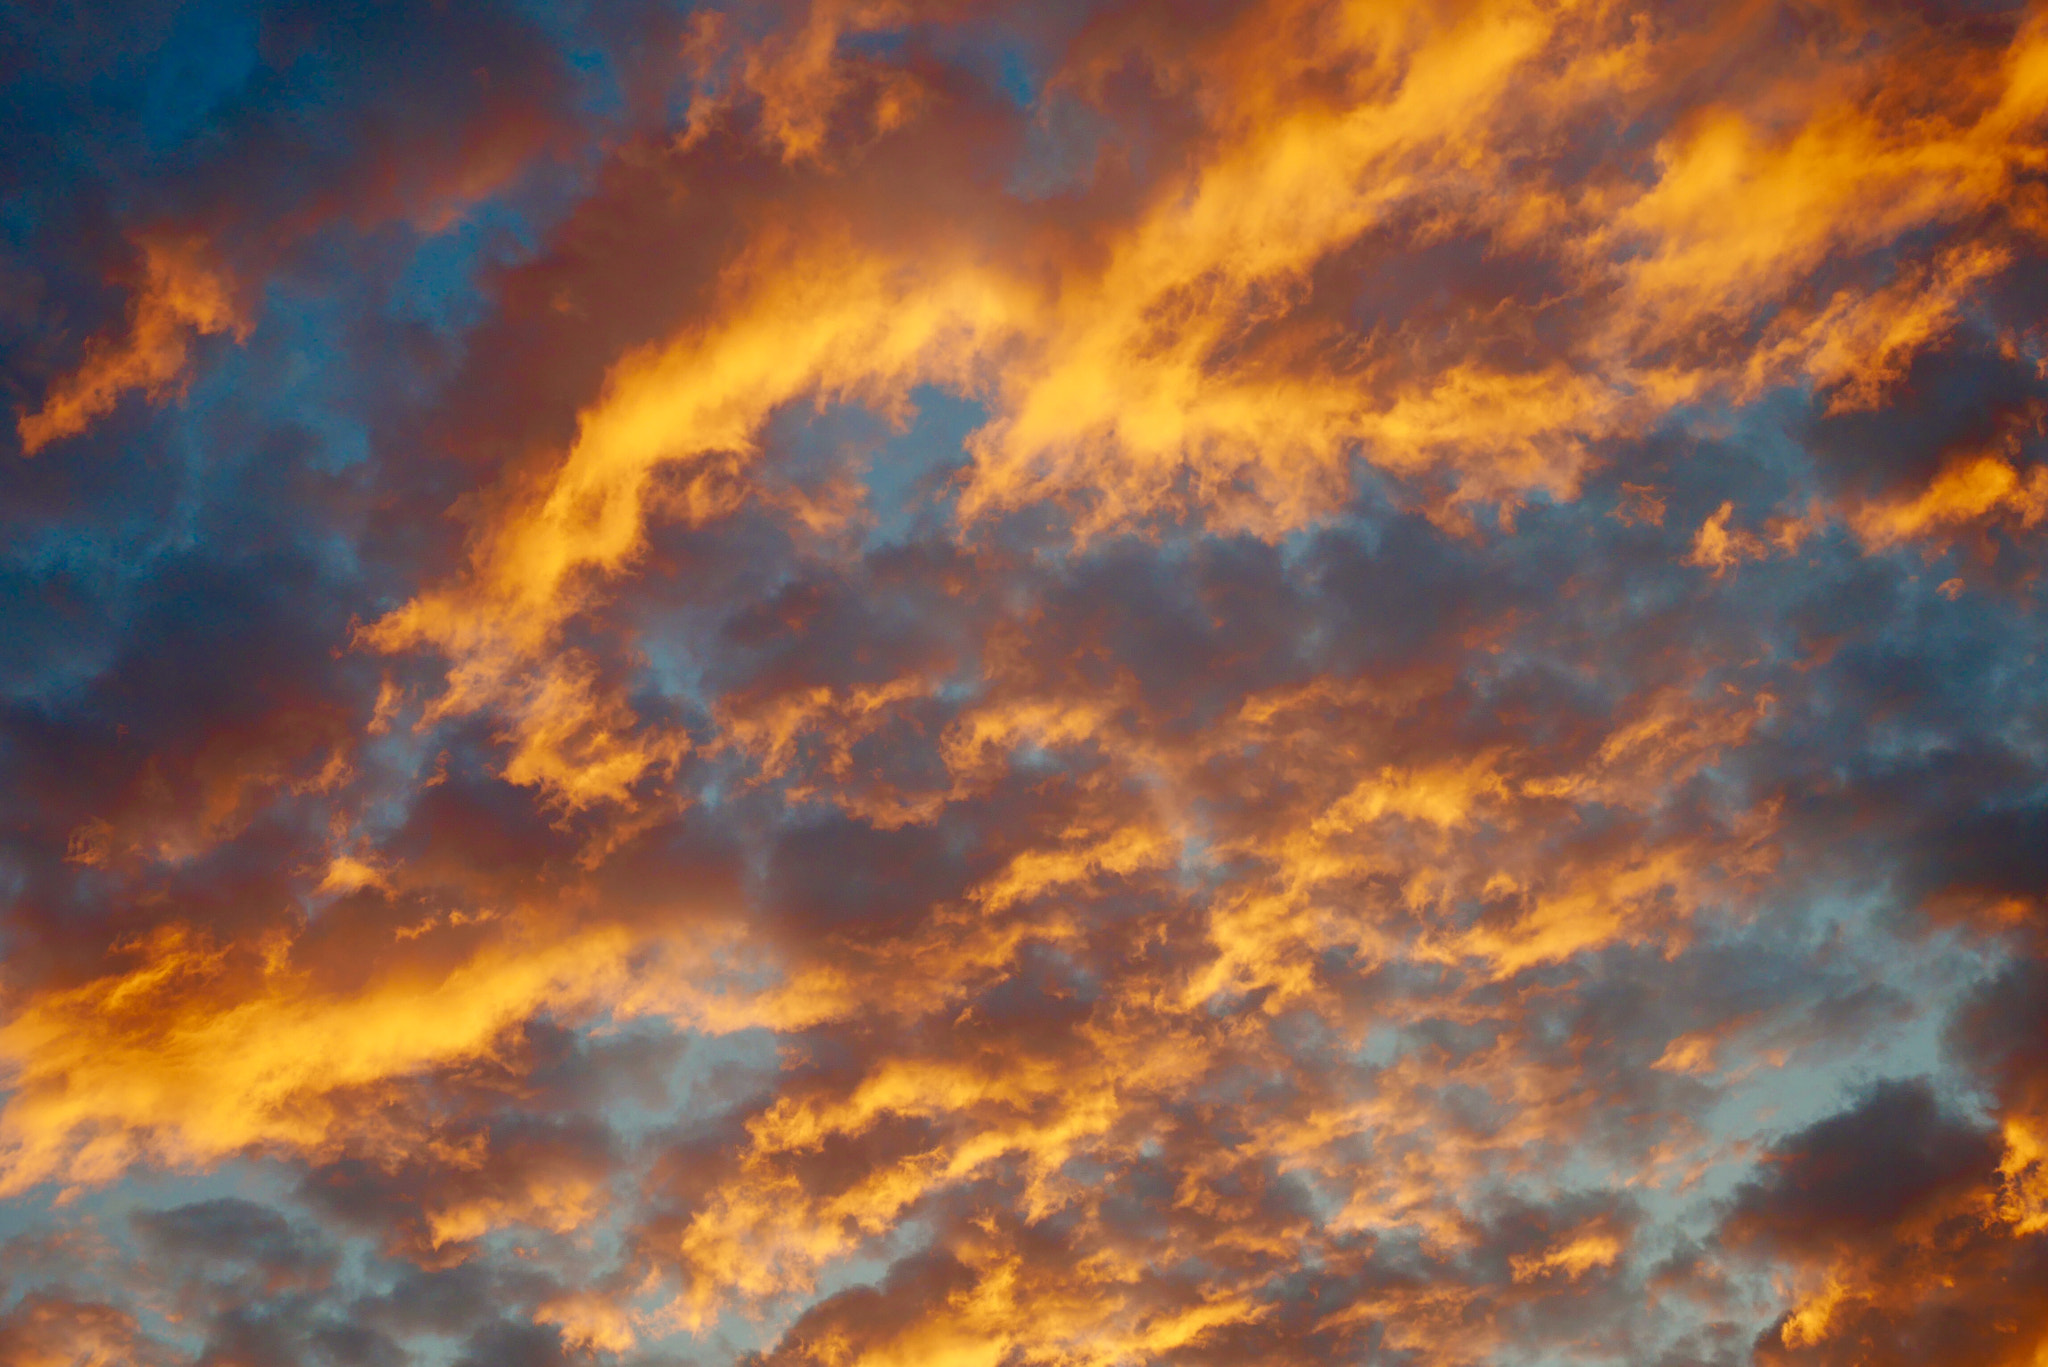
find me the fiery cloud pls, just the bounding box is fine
[15,236,244,456]
[3,2,2048,1365]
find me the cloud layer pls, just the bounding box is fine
[4,2,2048,1364]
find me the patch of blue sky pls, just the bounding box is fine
[0,2,247,179]
[761,390,897,486]
[617,1020,782,1140]
[1276,1165,1356,1237]
[1628,903,1999,1244]
[0,8,227,206]
[1,510,132,596]
[228,283,374,478]
[693,772,732,813]
[564,42,627,124]
[1847,591,2048,750]
[136,1,261,155]
[389,105,617,338]
[1351,1025,1406,1070]
[631,624,713,718]
[1674,384,1818,477]
[1883,558,2048,663]
[0,1155,306,1330]
[1173,831,1219,889]
[933,673,984,711]
[392,198,543,342]
[1007,740,1064,779]
[993,43,1041,109]
[2,491,147,578]
[17,386,245,581]
[506,0,631,125]
[907,11,1044,110]
[859,384,986,549]
[0,404,279,708]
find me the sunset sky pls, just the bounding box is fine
[4,2,2048,1364]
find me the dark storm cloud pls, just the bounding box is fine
[1721,1080,2000,1257]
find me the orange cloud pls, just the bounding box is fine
[362,0,2048,813]
[17,236,245,455]
[0,920,646,1195]
[1684,500,1768,576]
[9,6,2048,1366]
[1851,449,2048,551]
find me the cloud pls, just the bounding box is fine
[1721,1079,2048,1367]
[15,236,245,455]
[3,2,2048,1365]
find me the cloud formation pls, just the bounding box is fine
[3,1,2047,1364]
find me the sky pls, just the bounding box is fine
[2,1,2048,1364]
